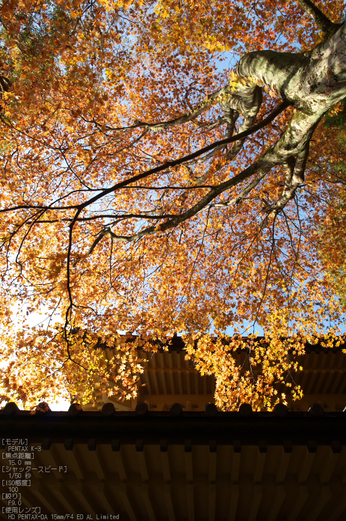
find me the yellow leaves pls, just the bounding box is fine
[292,387,303,401]
[187,333,306,411]
[105,69,113,81]
[204,39,230,53]
[229,70,256,90]
[47,253,67,280]
[155,2,170,20]
[0,0,345,413]
[69,9,83,19]
[98,0,133,10]
[264,85,278,98]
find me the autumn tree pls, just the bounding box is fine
[318,102,346,308]
[0,0,346,410]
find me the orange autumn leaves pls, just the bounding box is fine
[0,0,345,410]
[185,333,306,411]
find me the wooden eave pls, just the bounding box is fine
[1,407,346,521]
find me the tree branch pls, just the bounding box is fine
[0,75,12,94]
[297,0,343,35]
[75,100,290,215]
[87,85,231,133]
[85,161,272,248]
[0,101,289,218]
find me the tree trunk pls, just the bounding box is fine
[238,22,346,162]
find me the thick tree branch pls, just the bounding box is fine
[84,90,330,249]
[0,101,289,217]
[88,85,231,133]
[263,145,309,215]
[74,100,289,215]
[297,0,343,35]
[90,78,262,140]
[0,75,12,94]
[84,161,272,248]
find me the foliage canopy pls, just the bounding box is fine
[1,0,346,410]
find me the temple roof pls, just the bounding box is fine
[1,402,346,521]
